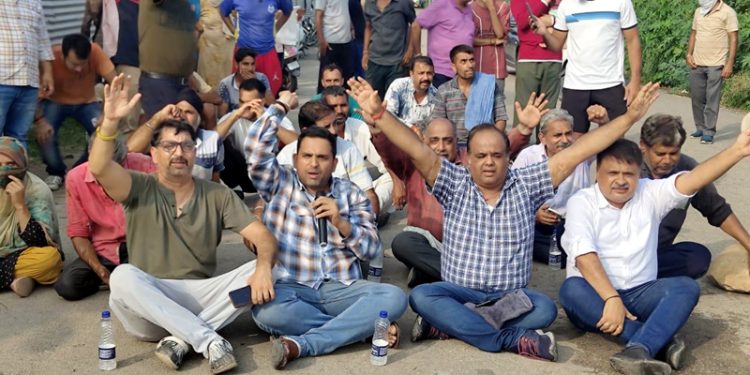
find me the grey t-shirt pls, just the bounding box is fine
[122,172,254,279]
[364,0,416,66]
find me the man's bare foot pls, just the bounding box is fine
[10,277,34,297]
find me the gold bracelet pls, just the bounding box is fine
[96,127,118,141]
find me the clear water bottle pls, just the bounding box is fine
[99,310,117,371]
[370,310,389,366]
[549,229,562,270]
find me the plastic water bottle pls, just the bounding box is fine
[370,310,389,366]
[549,230,562,270]
[99,310,117,370]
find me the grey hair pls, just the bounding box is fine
[539,109,574,134]
[88,133,128,165]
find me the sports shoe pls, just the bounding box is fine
[411,315,450,342]
[270,336,300,370]
[663,336,686,370]
[155,336,189,370]
[689,130,703,138]
[208,338,237,374]
[44,175,64,191]
[700,135,714,144]
[610,346,672,375]
[515,329,558,362]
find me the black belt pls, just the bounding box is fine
[142,71,190,85]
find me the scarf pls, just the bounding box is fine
[464,72,497,131]
[699,0,718,16]
[0,137,60,257]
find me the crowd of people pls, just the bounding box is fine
[0,0,745,374]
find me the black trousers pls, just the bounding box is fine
[55,255,117,301]
[561,84,627,133]
[391,231,442,287]
[220,139,256,193]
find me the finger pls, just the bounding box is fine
[514,101,522,113]
[613,325,623,336]
[127,93,142,109]
[268,287,275,302]
[527,91,537,105]
[7,175,22,183]
[533,92,546,106]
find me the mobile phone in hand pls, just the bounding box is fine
[229,286,252,308]
[526,2,541,30]
[547,207,563,217]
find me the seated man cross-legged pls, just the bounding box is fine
[89,75,278,374]
[244,93,407,369]
[560,132,750,374]
[349,77,661,361]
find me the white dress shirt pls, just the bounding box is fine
[562,173,693,290]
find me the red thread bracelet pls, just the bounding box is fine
[371,107,386,121]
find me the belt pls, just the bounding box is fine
[142,71,190,85]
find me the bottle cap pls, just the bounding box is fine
[379,310,388,318]
[102,310,111,318]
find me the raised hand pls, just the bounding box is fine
[277,90,299,111]
[624,82,660,123]
[515,92,549,132]
[586,104,610,125]
[624,80,641,106]
[103,73,141,123]
[347,77,383,118]
[732,128,750,157]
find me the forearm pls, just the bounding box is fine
[474,38,500,46]
[315,12,326,43]
[71,237,106,271]
[720,213,750,253]
[89,119,119,177]
[576,253,619,300]
[39,61,53,77]
[277,127,299,145]
[334,218,353,238]
[222,16,235,35]
[217,111,242,139]
[727,32,738,67]
[625,32,642,83]
[126,120,156,153]
[487,5,504,38]
[244,222,277,270]
[366,189,380,217]
[363,23,372,53]
[541,29,565,51]
[675,146,743,196]
[410,23,422,55]
[507,127,532,160]
[14,205,31,232]
[373,110,440,184]
[687,30,696,56]
[276,13,290,32]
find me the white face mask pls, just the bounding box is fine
[699,0,718,16]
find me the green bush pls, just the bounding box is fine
[634,0,750,110]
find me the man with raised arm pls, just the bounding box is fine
[347,76,660,361]
[88,74,278,374]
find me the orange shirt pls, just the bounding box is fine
[49,43,115,105]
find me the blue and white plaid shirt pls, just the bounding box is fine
[431,159,554,292]
[245,107,381,288]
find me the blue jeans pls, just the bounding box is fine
[657,241,712,279]
[251,279,407,357]
[0,85,39,147]
[559,276,700,357]
[39,101,100,177]
[409,282,558,352]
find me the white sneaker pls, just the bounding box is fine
[208,338,237,374]
[155,336,189,370]
[44,175,63,191]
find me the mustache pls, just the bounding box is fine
[170,157,188,164]
[612,184,629,190]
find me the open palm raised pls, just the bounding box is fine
[103,73,142,122]
[346,77,383,117]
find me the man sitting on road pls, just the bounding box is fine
[559,130,750,374]
[90,75,278,374]
[54,137,156,301]
[310,64,363,120]
[349,76,661,361]
[639,114,750,279]
[217,48,274,115]
[244,93,407,369]
[383,56,439,132]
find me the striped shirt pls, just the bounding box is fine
[245,107,380,288]
[431,77,508,143]
[432,159,553,291]
[0,0,54,87]
[193,129,225,181]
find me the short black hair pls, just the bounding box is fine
[322,63,343,77]
[235,48,257,63]
[62,33,92,60]
[640,114,687,148]
[597,138,643,168]
[299,101,334,130]
[466,124,510,154]
[321,85,348,100]
[410,55,434,71]
[239,78,267,97]
[449,44,474,63]
[150,119,197,147]
[297,126,337,157]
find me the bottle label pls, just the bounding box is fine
[371,342,387,357]
[99,346,116,360]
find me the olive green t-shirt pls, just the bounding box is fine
[138,0,198,77]
[122,172,254,279]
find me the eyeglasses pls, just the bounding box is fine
[157,140,196,153]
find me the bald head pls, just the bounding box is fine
[423,118,458,161]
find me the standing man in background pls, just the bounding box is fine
[0,0,55,147]
[363,0,415,99]
[686,0,738,145]
[315,0,355,92]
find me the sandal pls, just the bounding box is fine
[388,322,400,349]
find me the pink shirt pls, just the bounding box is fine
[66,153,157,264]
[471,0,510,79]
[416,0,475,77]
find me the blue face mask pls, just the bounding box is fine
[0,165,26,189]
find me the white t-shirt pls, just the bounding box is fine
[277,137,374,192]
[220,112,296,152]
[554,0,638,90]
[315,0,352,44]
[562,174,693,290]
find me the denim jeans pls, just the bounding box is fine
[657,241,712,279]
[39,100,100,177]
[251,279,407,357]
[409,282,558,352]
[0,85,39,147]
[559,276,700,357]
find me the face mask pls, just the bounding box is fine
[699,0,717,16]
[0,165,26,189]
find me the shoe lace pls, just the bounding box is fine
[209,340,232,361]
[427,326,450,340]
[517,335,543,360]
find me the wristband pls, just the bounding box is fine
[604,295,621,303]
[144,121,155,130]
[96,127,118,142]
[371,106,387,121]
[274,100,290,114]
